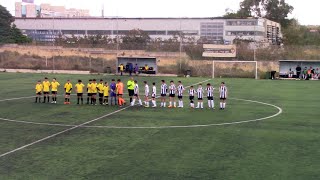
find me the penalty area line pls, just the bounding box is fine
[0,78,211,158]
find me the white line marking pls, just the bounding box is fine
[0,98,282,128]
[0,79,211,158]
[78,98,283,129]
[0,96,36,102]
[0,107,129,158]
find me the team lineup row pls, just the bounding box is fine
[35,77,228,109]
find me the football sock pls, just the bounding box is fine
[160,102,163,107]
[47,97,49,102]
[223,103,226,108]
[146,102,149,107]
[65,98,67,102]
[130,97,132,103]
[44,97,46,102]
[201,102,203,108]
[77,98,79,104]
[180,101,183,107]
[87,97,89,104]
[39,98,41,102]
[197,102,200,108]
[211,100,214,108]
[220,102,223,108]
[152,100,156,106]
[138,99,142,105]
[81,98,83,104]
[52,97,54,101]
[131,99,136,106]
[164,102,166,107]
[169,102,172,106]
[35,97,38,102]
[173,102,176,107]
[208,101,211,108]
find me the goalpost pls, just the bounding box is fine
[211,61,258,79]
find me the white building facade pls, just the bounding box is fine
[14,17,281,44]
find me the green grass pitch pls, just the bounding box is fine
[0,72,319,179]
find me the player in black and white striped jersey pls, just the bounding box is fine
[196,84,204,109]
[151,82,157,107]
[160,80,167,107]
[206,83,215,109]
[131,80,143,106]
[219,82,228,110]
[188,85,196,108]
[168,80,176,108]
[177,81,185,108]
[144,81,150,107]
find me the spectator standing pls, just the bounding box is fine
[134,64,139,75]
[296,65,301,79]
[128,63,133,76]
[119,64,124,76]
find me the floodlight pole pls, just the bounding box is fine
[179,18,182,74]
[212,61,215,79]
[255,61,258,79]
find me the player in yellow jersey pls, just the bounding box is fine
[97,79,104,105]
[86,79,92,104]
[42,77,51,103]
[90,79,98,105]
[75,79,85,105]
[64,80,73,104]
[35,80,43,103]
[103,82,109,105]
[50,78,60,104]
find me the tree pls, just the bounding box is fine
[121,29,151,50]
[224,0,293,27]
[0,5,31,43]
[0,5,14,43]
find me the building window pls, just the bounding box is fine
[61,30,85,35]
[226,20,257,26]
[145,31,166,35]
[226,31,264,36]
[87,30,112,35]
[200,22,224,42]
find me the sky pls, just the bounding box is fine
[0,0,319,25]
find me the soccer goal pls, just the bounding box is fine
[211,61,258,79]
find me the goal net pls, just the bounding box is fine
[212,61,258,79]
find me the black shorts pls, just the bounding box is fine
[178,96,183,99]
[87,93,92,96]
[207,96,213,100]
[51,91,57,95]
[189,96,194,100]
[99,93,103,98]
[161,94,166,97]
[36,92,42,95]
[77,93,83,97]
[169,94,175,98]
[104,96,109,98]
[128,89,134,96]
[66,93,71,96]
[43,91,49,95]
[198,98,203,100]
[220,98,227,100]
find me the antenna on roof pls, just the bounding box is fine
[101,3,104,18]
